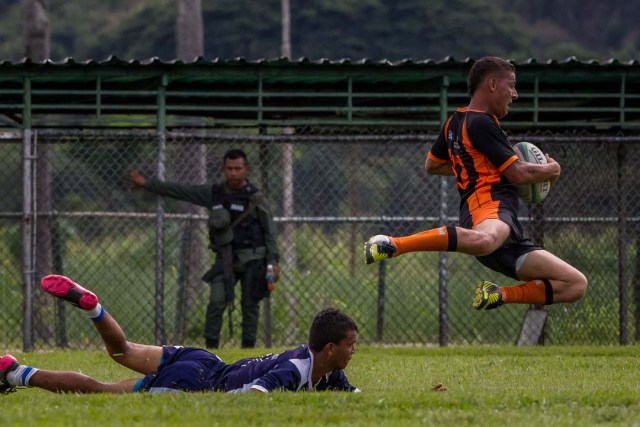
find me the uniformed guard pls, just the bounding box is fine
[128,149,280,348]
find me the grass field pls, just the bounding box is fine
[4,345,640,426]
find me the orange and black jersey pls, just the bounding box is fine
[428,108,519,227]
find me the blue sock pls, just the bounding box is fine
[87,304,105,322]
[7,365,38,387]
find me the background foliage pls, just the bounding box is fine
[0,0,637,62]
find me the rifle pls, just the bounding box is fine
[219,198,256,337]
[218,243,236,337]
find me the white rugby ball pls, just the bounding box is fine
[513,142,551,204]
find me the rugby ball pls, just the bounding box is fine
[513,142,551,204]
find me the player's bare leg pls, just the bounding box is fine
[460,219,511,256]
[516,249,588,303]
[26,369,139,394]
[475,249,587,310]
[93,310,164,375]
[2,352,140,394]
[41,275,163,375]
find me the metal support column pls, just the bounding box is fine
[155,75,168,345]
[438,76,449,347]
[21,77,34,351]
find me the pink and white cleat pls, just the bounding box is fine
[41,275,99,310]
[0,354,19,394]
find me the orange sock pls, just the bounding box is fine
[392,226,457,255]
[500,279,553,305]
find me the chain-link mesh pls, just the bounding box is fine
[2,129,638,350]
[0,139,23,349]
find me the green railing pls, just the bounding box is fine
[0,59,639,130]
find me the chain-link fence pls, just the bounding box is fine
[2,128,639,350]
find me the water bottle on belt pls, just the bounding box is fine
[266,264,276,292]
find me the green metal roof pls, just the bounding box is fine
[3,56,640,131]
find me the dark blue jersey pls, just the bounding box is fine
[138,345,359,394]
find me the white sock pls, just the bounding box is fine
[86,304,104,321]
[6,365,39,387]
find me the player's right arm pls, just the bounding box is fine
[250,363,301,392]
[320,369,360,392]
[502,154,561,186]
[465,113,560,186]
[425,121,454,176]
[425,154,454,176]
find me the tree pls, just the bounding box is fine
[176,0,203,61]
[172,0,207,345]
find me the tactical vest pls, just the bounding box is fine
[210,183,266,250]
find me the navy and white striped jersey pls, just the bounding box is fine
[218,344,358,393]
[138,345,359,394]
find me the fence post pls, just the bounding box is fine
[259,129,272,347]
[22,127,34,352]
[51,214,68,348]
[618,142,628,345]
[634,231,640,342]
[438,76,449,347]
[154,76,167,345]
[173,217,192,344]
[437,181,449,348]
[376,261,386,342]
[517,201,547,346]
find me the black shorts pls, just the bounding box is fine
[475,239,540,279]
[464,209,541,279]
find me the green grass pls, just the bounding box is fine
[4,346,640,426]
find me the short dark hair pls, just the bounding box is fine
[467,56,515,97]
[223,149,248,164]
[308,308,358,352]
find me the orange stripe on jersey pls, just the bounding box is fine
[499,154,518,172]
[451,149,470,191]
[446,112,470,190]
[460,118,503,210]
